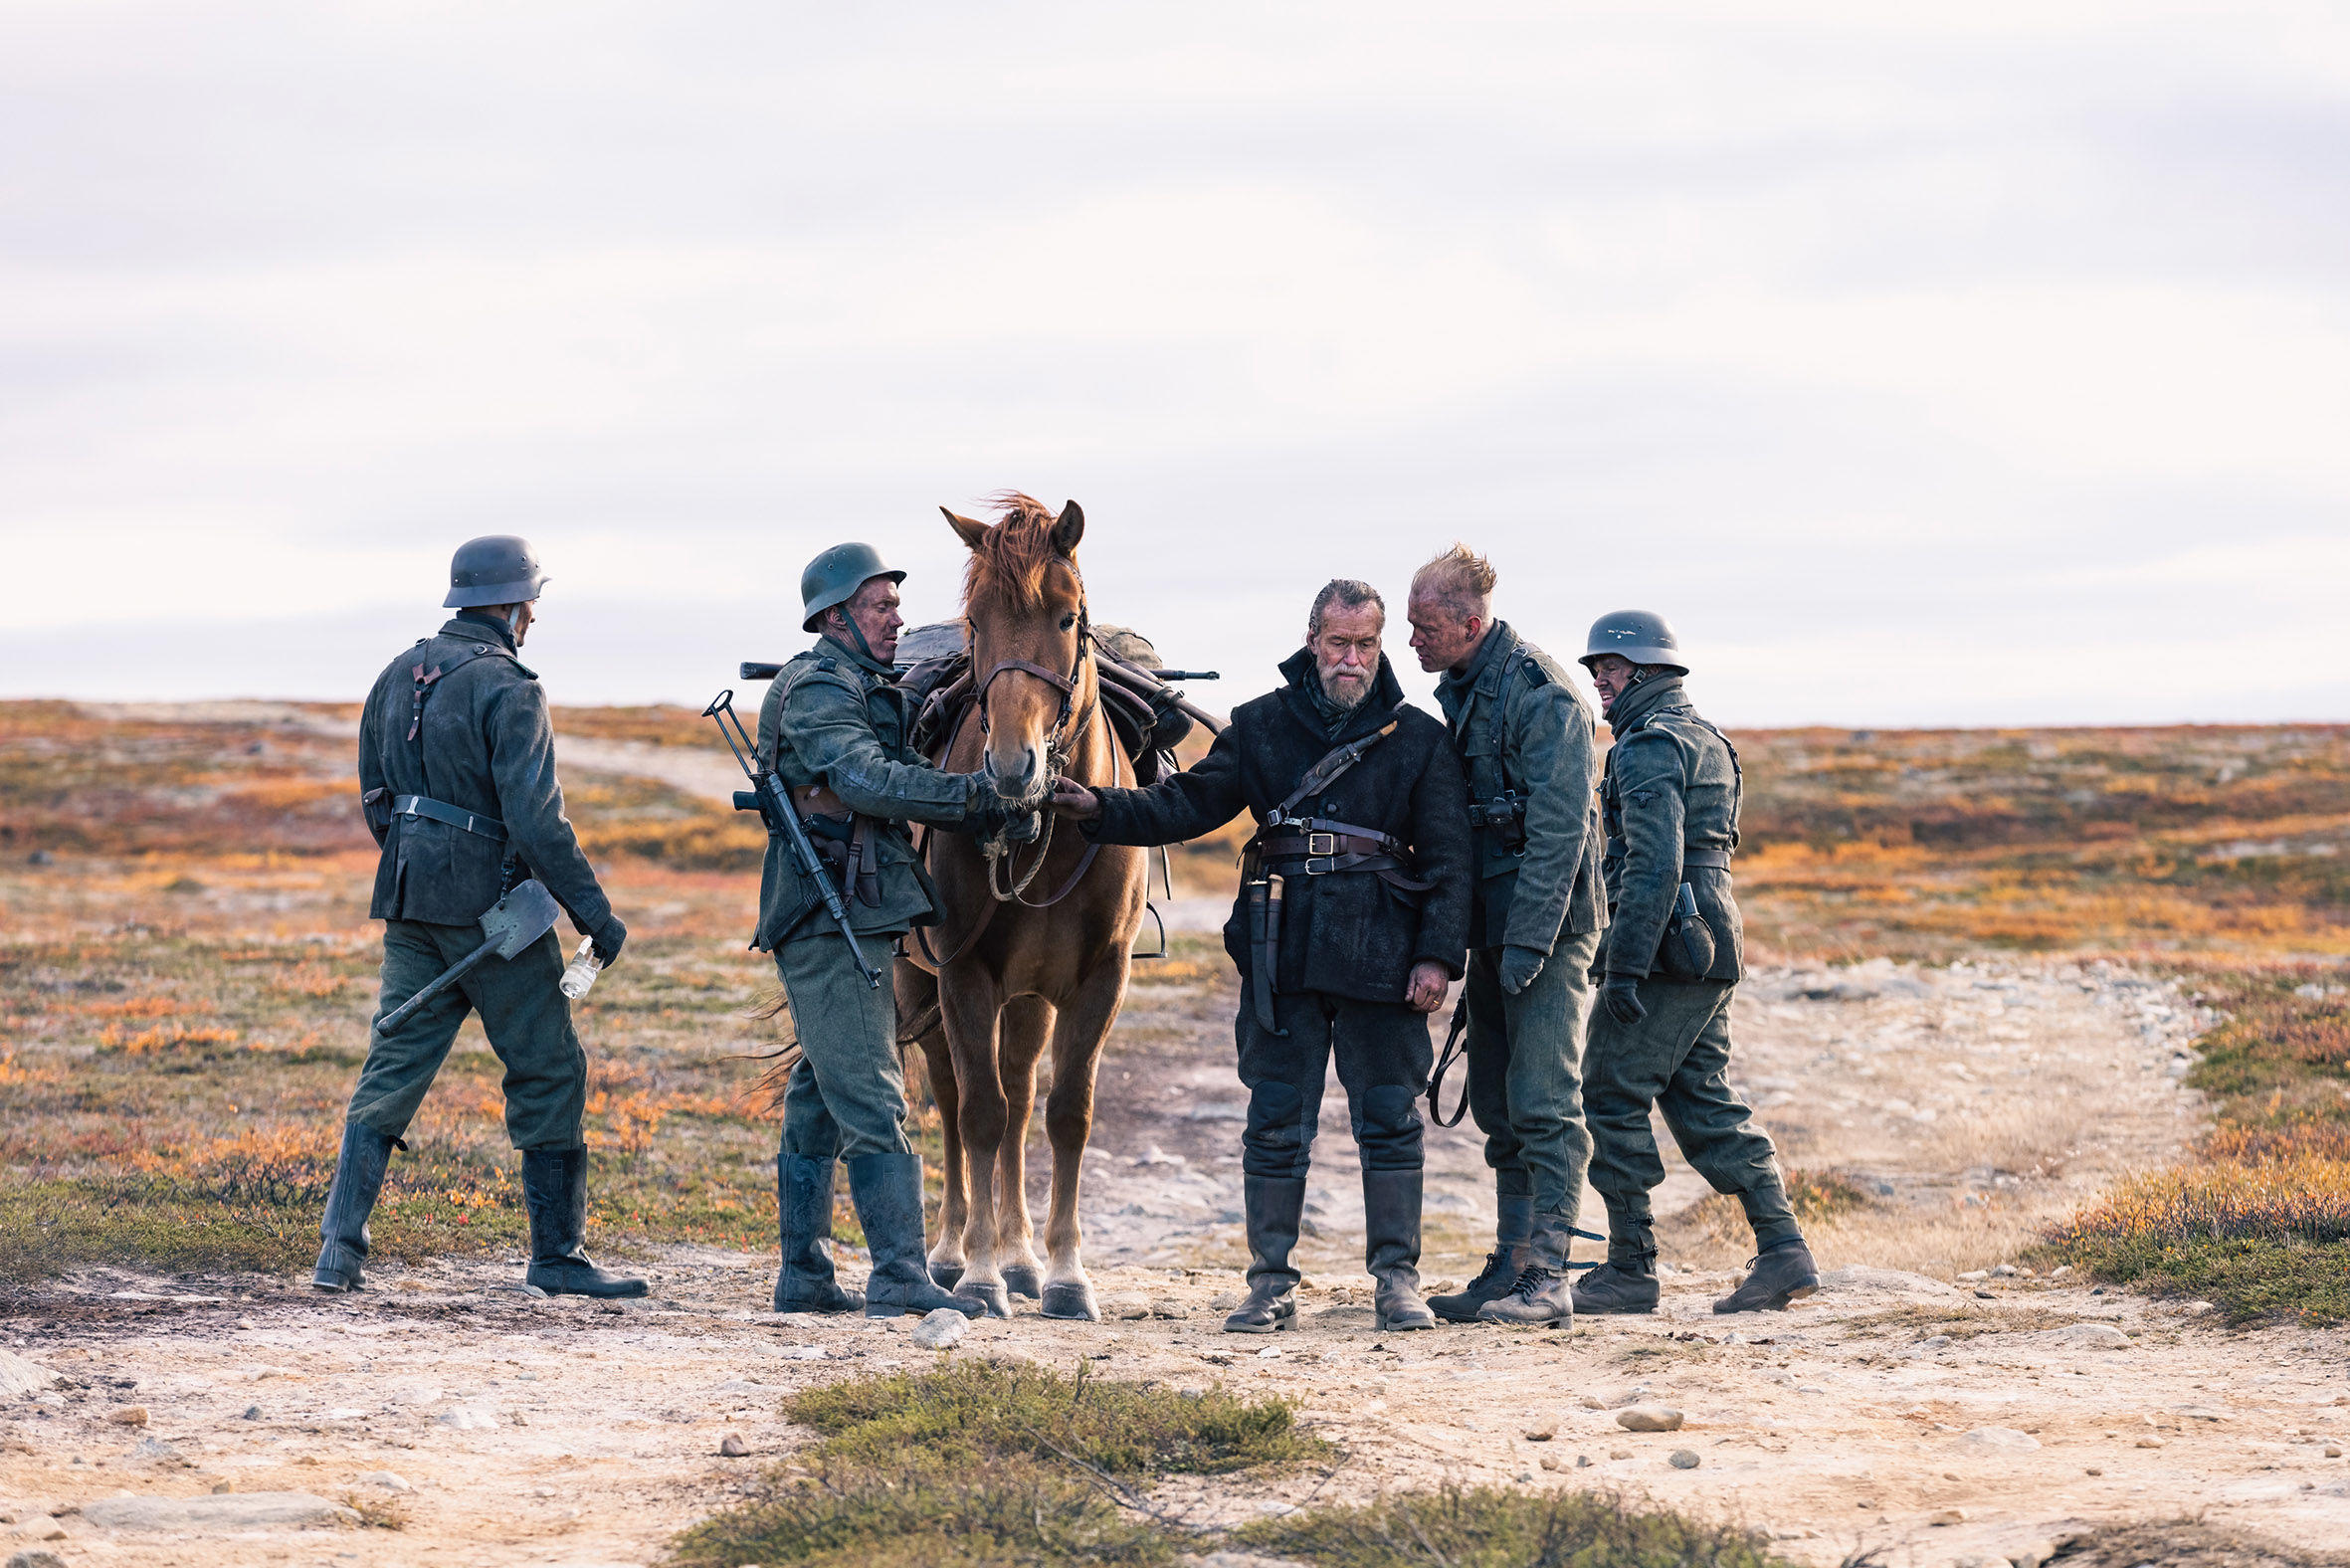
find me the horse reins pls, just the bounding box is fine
[911,581,1109,967]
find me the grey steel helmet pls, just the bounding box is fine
[443,535,549,608]
[800,542,905,634]
[1581,610,1687,675]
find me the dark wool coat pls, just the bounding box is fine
[1086,649,1471,1005]
[358,612,614,938]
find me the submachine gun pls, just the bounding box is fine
[701,687,883,990]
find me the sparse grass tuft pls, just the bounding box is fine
[2047,965,2350,1323]
[1235,1484,1798,1568]
[675,1363,1321,1568]
[785,1359,1329,1477]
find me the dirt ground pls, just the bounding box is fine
[7,946,2349,1568]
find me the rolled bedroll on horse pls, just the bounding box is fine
[890,618,1226,785]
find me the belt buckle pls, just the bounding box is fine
[1306,832,1336,857]
[1303,855,1334,876]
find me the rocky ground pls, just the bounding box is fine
[6,955,2349,1567]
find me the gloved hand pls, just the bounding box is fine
[1602,972,1647,1026]
[1003,805,1043,843]
[1498,944,1547,996]
[590,914,628,970]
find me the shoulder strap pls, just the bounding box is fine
[1271,705,1405,820]
[404,640,508,743]
[1486,641,1530,765]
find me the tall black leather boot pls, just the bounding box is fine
[1224,1175,1306,1333]
[845,1152,986,1318]
[521,1146,649,1298]
[1430,1190,1532,1323]
[313,1121,400,1291]
[1362,1168,1435,1332]
[774,1155,862,1314]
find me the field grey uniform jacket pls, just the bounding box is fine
[357,611,616,943]
[1596,675,1743,983]
[1432,620,1607,954]
[751,632,984,949]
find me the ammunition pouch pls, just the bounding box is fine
[361,786,395,841]
[802,812,884,908]
[1466,791,1529,855]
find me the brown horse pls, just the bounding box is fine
[898,493,1147,1320]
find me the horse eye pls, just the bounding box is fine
[1060,613,1077,631]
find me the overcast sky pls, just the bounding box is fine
[3,2,2346,725]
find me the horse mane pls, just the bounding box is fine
[961,491,1068,614]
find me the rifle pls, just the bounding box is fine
[701,687,882,990]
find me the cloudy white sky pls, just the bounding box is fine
[3,1,2345,725]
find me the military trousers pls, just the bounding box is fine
[1583,976,1785,1223]
[1464,927,1599,1222]
[345,918,586,1149]
[773,930,912,1164]
[1237,987,1432,1179]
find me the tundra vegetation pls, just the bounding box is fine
[4,701,2350,1561]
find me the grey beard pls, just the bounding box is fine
[1319,673,1369,711]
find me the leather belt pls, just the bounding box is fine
[1258,830,1393,860]
[392,794,506,841]
[1684,847,1732,869]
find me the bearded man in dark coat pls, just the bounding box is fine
[1053,579,1470,1335]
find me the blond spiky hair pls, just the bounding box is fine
[1410,542,1497,622]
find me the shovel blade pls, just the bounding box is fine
[478,879,561,958]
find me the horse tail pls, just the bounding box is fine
[729,985,799,1116]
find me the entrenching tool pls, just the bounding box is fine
[375,879,561,1033]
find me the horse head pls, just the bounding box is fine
[944,492,1092,811]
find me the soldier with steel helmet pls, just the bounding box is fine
[318,535,644,1299]
[749,542,1017,1320]
[1576,611,1820,1315]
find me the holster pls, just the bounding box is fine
[804,811,883,908]
[1657,882,1718,979]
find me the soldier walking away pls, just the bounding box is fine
[1053,580,1470,1335]
[317,536,643,1298]
[752,543,1020,1319]
[1406,545,1606,1328]
[1575,612,1819,1315]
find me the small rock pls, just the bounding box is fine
[9,1551,69,1568]
[2137,1436,2165,1449]
[1963,1427,2041,1452]
[1150,1298,1186,1318]
[2328,1445,2343,1459]
[1576,1393,1607,1410]
[1616,1405,1684,1432]
[104,1405,149,1427]
[437,1405,497,1430]
[352,1470,410,1492]
[0,1350,61,1399]
[2175,1405,2229,1422]
[131,1437,186,1464]
[1523,1426,1555,1442]
[1992,1265,2018,1277]
[1610,1449,1633,1460]
[1210,1292,1242,1311]
[718,1434,749,1458]
[1667,1450,1699,1470]
[210,1480,235,1493]
[1974,1289,1997,1300]
[242,1405,261,1420]
[1930,1506,1968,1524]
[2083,1468,2102,1476]
[1107,1295,1152,1320]
[1576,1454,1592,1468]
[911,1308,969,1350]
[1958,1270,1989,1280]
[2041,1322,2132,1350]
[2012,1540,2060,1568]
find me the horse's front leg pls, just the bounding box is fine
[913,1029,968,1291]
[994,995,1055,1299]
[940,970,1014,1318]
[1039,948,1130,1321]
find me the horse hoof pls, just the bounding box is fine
[1040,1282,1100,1322]
[928,1261,965,1290]
[1001,1265,1043,1299]
[967,1280,1014,1319]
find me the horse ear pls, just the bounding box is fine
[941,507,989,550]
[1052,500,1085,556]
